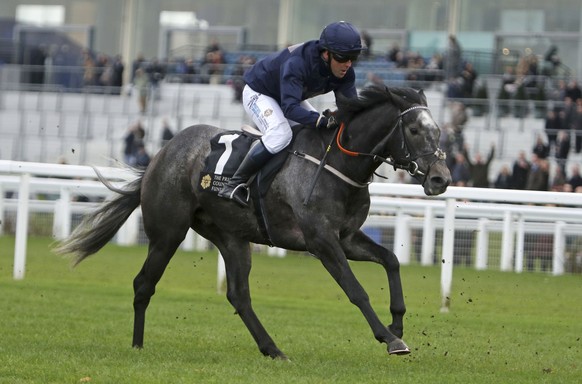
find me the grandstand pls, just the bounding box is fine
[0,77,568,186]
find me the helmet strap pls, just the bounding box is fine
[323,50,332,68]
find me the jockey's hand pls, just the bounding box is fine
[316,111,339,130]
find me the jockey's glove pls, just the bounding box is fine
[316,111,339,130]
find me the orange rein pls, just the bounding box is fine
[335,122,360,157]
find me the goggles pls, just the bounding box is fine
[330,51,359,63]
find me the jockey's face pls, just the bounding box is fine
[324,50,355,78]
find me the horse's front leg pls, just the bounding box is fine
[310,236,409,355]
[340,230,407,341]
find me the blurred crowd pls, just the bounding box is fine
[23,35,582,195]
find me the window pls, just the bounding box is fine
[159,11,208,28]
[16,5,65,26]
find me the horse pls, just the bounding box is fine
[55,85,451,359]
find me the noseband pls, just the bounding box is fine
[336,105,446,180]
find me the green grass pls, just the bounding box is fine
[0,236,581,384]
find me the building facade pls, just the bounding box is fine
[0,0,581,77]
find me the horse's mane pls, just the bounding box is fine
[336,86,422,122]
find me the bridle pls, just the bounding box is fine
[336,105,446,180]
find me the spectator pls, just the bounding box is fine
[550,165,567,192]
[532,134,550,159]
[403,51,426,87]
[360,30,373,59]
[554,129,571,175]
[111,54,125,95]
[53,44,72,89]
[146,58,165,100]
[82,50,96,87]
[449,101,467,151]
[29,44,47,85]
[566,164,582,191]
[444,34,462,80]
[450,152,471,186]
[525,154,549,191]
[494,164,512,189]
[135,143,151,168]
[392,50,408,68]
[510,151,530,189]
[501,65,516,89]
[515,53,539,88]
[231,55,256,102]
[131,53,145,83]
[551,79,568,102]
[184,58,198,83]
[202,38,225,85]
[425,53,443,81]
[439,123,456,169]
[386,42,401,63]
[564,80,581,103]
[460,61,478,98]
[133,67,150,114]
[544,108,562,148]
[94,53,109,87]
[124,121,146,165]
[543,45,561,77]
[463,143,495,188]
[561,97,577,131]
[573,100,582,153]
[99,55,114,89]
[161,118,175,146]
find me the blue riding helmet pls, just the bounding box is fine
[319,21,363,55]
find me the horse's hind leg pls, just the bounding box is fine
[215,237,287,359]
[132,232,187,348]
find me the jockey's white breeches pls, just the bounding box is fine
[242,84,317,154]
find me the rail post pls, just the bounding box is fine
[14,173,30,280]
[440,198,456,313]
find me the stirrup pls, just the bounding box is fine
[226,183,250,207]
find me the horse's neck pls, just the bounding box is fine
[328,140,379,185]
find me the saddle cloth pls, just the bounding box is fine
[198,125,289,198]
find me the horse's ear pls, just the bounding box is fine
[418,89,427,106]
[386,89,403,107]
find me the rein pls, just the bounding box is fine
[336,105,446,178]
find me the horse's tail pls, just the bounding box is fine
[53,166,144,265]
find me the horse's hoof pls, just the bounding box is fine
[262,346,288,360]
[388,339,411,355]
[273,353,290,362]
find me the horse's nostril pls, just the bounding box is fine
[431,176,451,188]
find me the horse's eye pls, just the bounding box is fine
[409,127,419,135]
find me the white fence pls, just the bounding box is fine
[2,160,582,311]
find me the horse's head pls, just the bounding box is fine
[385,88,451,195]
[336,86,451,196]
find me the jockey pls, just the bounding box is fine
[218,21,365,206]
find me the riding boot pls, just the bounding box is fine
[217,140,274,207]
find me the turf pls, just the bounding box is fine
[0,236,581,384]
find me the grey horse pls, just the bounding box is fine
[55,86,451,359]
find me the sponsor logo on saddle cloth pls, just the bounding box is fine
[199,130,257,193]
